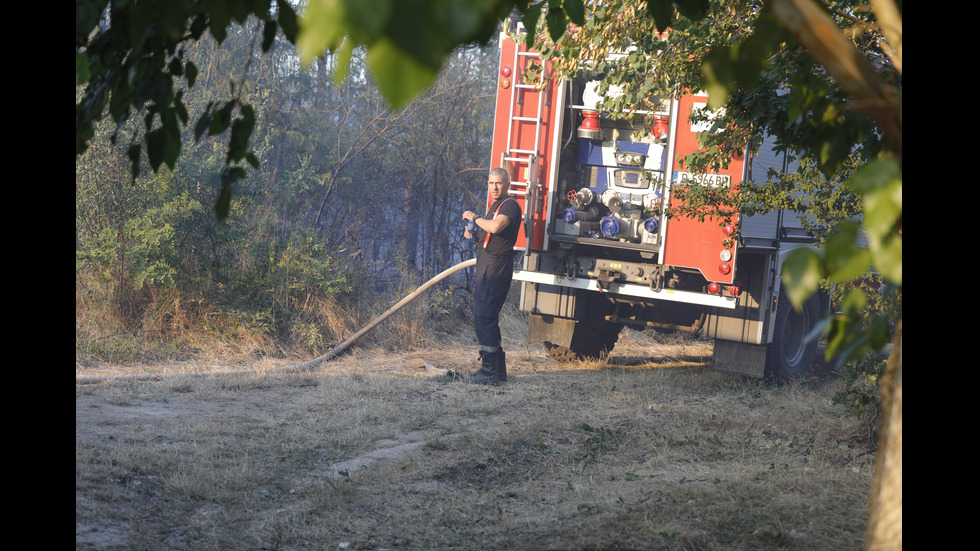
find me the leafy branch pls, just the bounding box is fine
[76,0,299,218]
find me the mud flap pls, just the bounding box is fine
[711,340,767,378]
[528,314,576,349]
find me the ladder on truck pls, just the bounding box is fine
[499,43,549,246]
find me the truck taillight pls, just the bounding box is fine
[729,284,741,296]
[501,65,512,77]
[708,282,721,294]
[718,263,732,275]
[722,222,736,236]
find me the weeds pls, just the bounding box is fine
[579,424,626,465]
[833,353,888,448]
[75,265,479,365]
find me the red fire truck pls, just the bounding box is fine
[487,28,826,379]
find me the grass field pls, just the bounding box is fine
[76,330,874,550]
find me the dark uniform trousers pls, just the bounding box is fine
[474,245,513,352]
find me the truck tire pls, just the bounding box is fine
[545,320,623,361]
[765,287,820,381]
[544,292,624,361]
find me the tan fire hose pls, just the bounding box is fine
[75,258,477,385]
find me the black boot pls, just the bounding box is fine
[464,350,504,385]
[495,348,507,383]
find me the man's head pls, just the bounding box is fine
[488,168,511,201]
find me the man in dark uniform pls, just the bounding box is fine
[459,167,522,385]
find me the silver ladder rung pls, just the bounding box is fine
[502,157,531,164]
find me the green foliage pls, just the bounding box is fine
[77,27,357,356]
[694,0,902,368]
[750,155,864,241]
[781,157,902,362]
[297,0,510,107]
[77,14,498,361]
[579,423,626,465]
[833,353,888,442]
[77,0,299,217]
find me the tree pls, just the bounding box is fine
[76,0,516,218]
[77,0,299,218]
[77,7,502,355]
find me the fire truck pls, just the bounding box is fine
[487,29,826,380]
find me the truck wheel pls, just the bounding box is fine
[544,320,623,361]
[544,293,624,361]
[765,287,820,381]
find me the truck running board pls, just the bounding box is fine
[512,269,737,309]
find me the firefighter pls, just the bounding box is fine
[458,167,522,385]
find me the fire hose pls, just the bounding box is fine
[75,258,478,385]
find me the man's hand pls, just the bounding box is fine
[463,211,476,239]
[464,209,510,234]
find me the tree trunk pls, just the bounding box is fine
[865,319,902,550]
[400,179,420,270]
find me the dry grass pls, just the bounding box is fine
[76,269,477,367]
[77,324,873,551]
